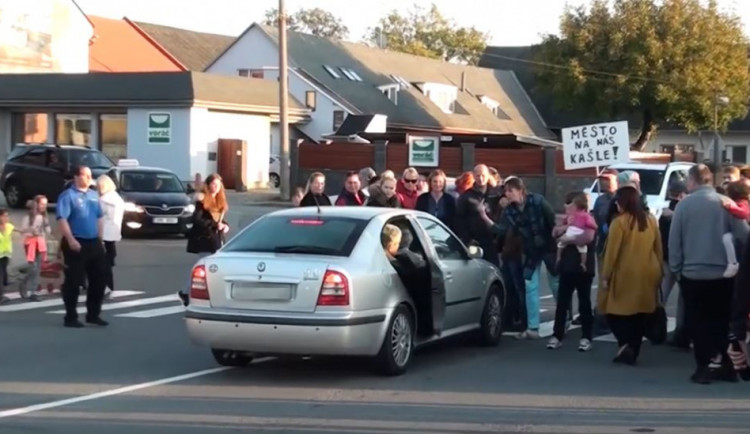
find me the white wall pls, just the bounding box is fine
[0,0,92,73]
[207,25,349,148]
[191,108,271,187]
[127,107,192,178]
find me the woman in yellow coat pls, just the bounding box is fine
[598,187,663,365]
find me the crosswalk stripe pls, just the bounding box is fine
[47,294,179,315]
[0,291,143,313]
[116,305,185,318]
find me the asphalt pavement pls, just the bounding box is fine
[0,198,748,433]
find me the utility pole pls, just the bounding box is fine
[278,0,290,200]
[713,95,729,182]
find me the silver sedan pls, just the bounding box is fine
[184,206,505,375]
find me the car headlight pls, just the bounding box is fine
[123,202,144,213]
[183,204,195,214]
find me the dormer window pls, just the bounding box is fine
[417,83,458,114]
[479,95,510,120]
[378,84,399,104]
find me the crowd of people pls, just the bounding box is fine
[294,163,750,384]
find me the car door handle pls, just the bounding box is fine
[445,272,453,281]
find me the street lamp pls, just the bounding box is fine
[713,95,730,170]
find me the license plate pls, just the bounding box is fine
[231,283,293,301]
[153,217,178,224]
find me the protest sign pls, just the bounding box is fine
[561,121,630,170]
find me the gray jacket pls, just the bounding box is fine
[668,185,749,280]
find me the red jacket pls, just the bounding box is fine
[396,179,419,209]
[726,198,750,221]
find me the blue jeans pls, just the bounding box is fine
[524,253,559,330]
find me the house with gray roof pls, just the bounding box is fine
[205,23,557,155]
[480,46,750,165]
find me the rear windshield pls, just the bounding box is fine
[223,216,368,257]
[591,169,665,196]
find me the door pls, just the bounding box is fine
[19,148,64,200]
[416,216,482,330]
[44,149,68,201]
[217,139,247,190]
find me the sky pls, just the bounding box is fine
[73,0,750,46]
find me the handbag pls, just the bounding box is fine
[645,288,668,345]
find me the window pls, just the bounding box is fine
[100,114,127,163]
[55,114,91,146]
[390,75,409,87]
[340,67,355,80]
[19,148,47,167]
[425,88,456,114]
[238,69,264,79]
[417,217,465,261]
[222,216,368,257]
[731,145,747,164]
[66,149,113,170]
[592,169,665,196]
[349,70,363,81]
[305,90,317,111]
[333,110,345,131]
[120,171,184,193]
[11,113,48,144]
[323,65,341,79]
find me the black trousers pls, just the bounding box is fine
[681,277,733,368]
[0,257,7,297]
[554,272,593,340]
[607,313,648,356]
[62,238,106,322]
[103,241,117,292]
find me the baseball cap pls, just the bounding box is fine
[617,170,640,189]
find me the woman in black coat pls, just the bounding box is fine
[415,169,456,229]
[299,172,331,207]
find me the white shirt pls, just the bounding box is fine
[99,191,125,242]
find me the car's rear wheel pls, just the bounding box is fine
[375,305,414,376]
[211,349,253,367]
[477,284,503,346]
[4,181,25,209]
[269,173,280,188]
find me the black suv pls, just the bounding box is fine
[0,144,114,208]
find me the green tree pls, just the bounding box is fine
[536,0,750,150]
[366,4,489,65]
[263,7,349,39]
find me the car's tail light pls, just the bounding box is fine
[189,265,210,300]
[317,270,349,306]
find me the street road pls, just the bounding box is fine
[0,201,748,433]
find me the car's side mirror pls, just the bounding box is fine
[186,184,196,194]
[467,245,484,259]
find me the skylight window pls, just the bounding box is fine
[339,67,363,82]
[390,75,410,88]
[323,65,341,79]
[349,70,363,82]
[340,67,356,80]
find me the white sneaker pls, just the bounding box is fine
[104,287,113,299]
[547,337,562,349]
[578,338,592,352]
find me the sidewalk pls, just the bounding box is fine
[226,189,294,208]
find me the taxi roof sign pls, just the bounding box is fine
[117,159,140,167]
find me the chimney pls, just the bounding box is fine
[460,72,466,92]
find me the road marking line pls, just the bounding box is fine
[116,305,185,318]
[0,366,232,419]
[47,294,179,315]
[0,290,143,313]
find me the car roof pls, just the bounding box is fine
[268,206,415,220]
[16,144,99,151]
[114,166,178,174]
[607,161,695,171]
